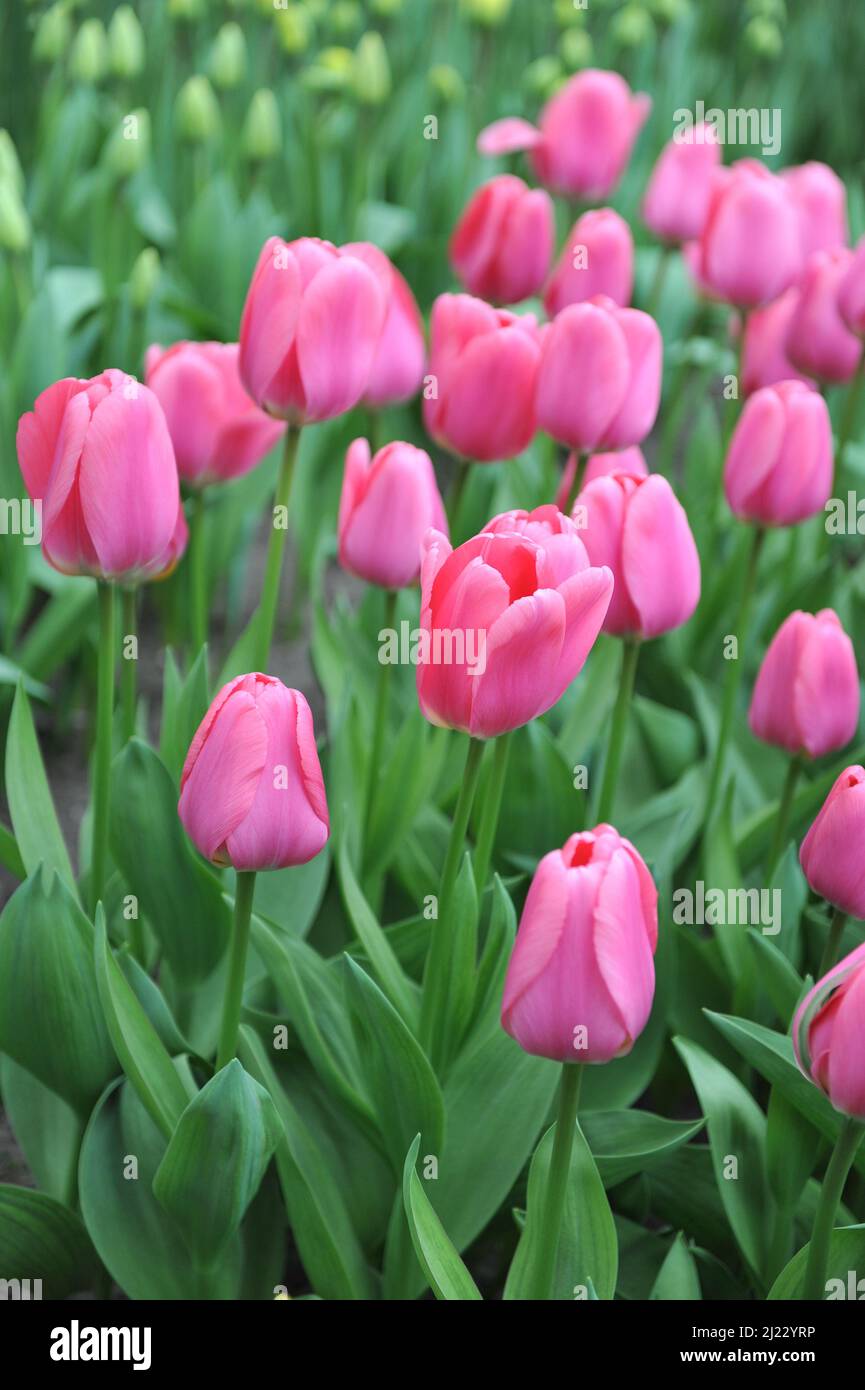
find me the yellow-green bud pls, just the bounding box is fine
[744,15,783,57]
[649,0,689,22]
[108,6,145,79]
[104,108,151,179]
[523,56,562,100]
[553,0,587,26]
[428,64,465,106]
[168,0,205,20]
[329,2,362,39]
[209,23,247,89]
[301,46,354,94]
[371,0,403,16]
[352,32,391,106]
[242,89,281,161]
[175,75,221,144]
[559,26,592,69]
[274,7,312,55]
[129,247,161,312]
[0,132,25,197]
[611,4,655,47]
[70,18,109,84]
[460,0,512,26]
[33,3,72,64]
[0,184,31,254]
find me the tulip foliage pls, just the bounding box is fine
[4,1,865,1310]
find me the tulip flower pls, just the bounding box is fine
[501,823,657,1299]
[694,160,802,308]
[724,381,833,528]
[786,248,860,385]
[555,445,647,512]
[792,942,865,1300]
[544,209,633,319]
[423,293,540,463]
[800,766,865,940]
[781,161,848,261]
[338,438,447,590]
[642,122,722,246]
[838,235,865,338]
[343,241,426,408]
[740,288,814,396]
[449,175,554,306]
[179,674,330,1069]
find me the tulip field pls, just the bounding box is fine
[5,0,865,1329]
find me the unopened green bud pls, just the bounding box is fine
[0,184,31,254]
[523,56,562,100]
[371,0,403,16]
[650,0,689,22]
[168,0,205,20]
[560,26,592,69]
[744,14,783,57]
[129,247,161,311]
[554,0,587,25]
[104,108,151,179]
[0,132,25,197]
[301,47,353,93]
[209,23,247,89]
[428,64,465,106]
[352,32,391,106]
[70,18,109,84]
[242,89,281,161]
[175,75,220,143]
[33,3,72,64]
[460,0,511,26]
[274,7,312,55]
[330,2,362,38]
[611,4,655,47]
[108,6,145,78]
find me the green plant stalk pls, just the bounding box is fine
[216,870,257,1071]
[472,730,513,898]
[818,905,848,980]
[447,457,472,535]
[120,585,138,744]
[562,450,588,517]
[765,754,802,881]
[420,736,485,1062]
[703,525,765,835]
[255,425,300,670]
[836,348,865,481]
[646,243,672,319]
[801,1116,863,1300]
[91,583,116,912]
[532,1063,583,1300]
[363,588,398,856]
[190,489,208,655]
[596,638,640,825]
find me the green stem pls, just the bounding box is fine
[472,731,513,899]
[801,1117,863,1300]
[765,754,802,881]
[532,1063,583,1300]
[836,349,865,482]
[596,638,640,825]
[447,458,472,535]
[216,870,257,1071]
[91,583,116,911]
[420,736,485,1060]
[120,586,138,744]
[646,244,671,319]
[562,450,588,517]
[255,426,300,670]
[704,525,765,834]
[363,589,398,855]
[190,489,208,655]
[818,906,848,980]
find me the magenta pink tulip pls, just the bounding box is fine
[179,674,329,872]
[536,297,662,452]
[724,381,833,527]
[416,511,612,739]
[424,293,540,461]
[740,288,814,395]
[338,437,447,589]
[449,175,554,306]
[145,341,285,488]
[695,161,802,308]
[16,370,180,582]
[555,446,647,512]
[793,941,865,1119]
[501,825,657,1064]
[785,248,861,384]
[781,161,848,261]
[151,505,190,582]
[749,610,859,759]
[641,122,722,244]
[238,236,386,423]
[838,235,865,337]
[342,241,426,406]
[544,209,634,318]
[574,472,700,639]
[799,767,865,919]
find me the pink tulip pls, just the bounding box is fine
[476,117,544,158]
[749,610,859,759]
[179,674,329,871]
[342,241,426,406]
[238,235,386,423]
[799,766,865,919]
[536,297,662,452]
[416,511,613,739]
[449,175,554,306]
[785,249,861,384]
[838,235,865,337]
[724,381,833,527]
[781,162,848,261]
[555,446,647,512]
[424,293,540,461]
[151,505,190,582]
[144,341,285,488]
[574,472,700,638]
[16,370,180,582]
[641,122,722,244]
[740,288,814,395]
[501,824,657,1063]
[695,161,802,307]
[338,437,447,589]
[793,941,865,1118]
[544,209,634,318]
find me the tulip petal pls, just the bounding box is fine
[238,238,302,413]
[593,846,656,1047]
[477,116,543,157]
[469,588,566,737]
[545,564,614,705]
[621,475,700,638]
[178,689,267,862]
[297,256,386,422]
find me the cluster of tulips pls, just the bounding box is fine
[5,62,865,1302]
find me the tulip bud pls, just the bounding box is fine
[461,0,512,24]
[642,122,721,245]
[838,236,865,338]
[33,4,72,64]
[740,287,814,395]
[330,1,362,37]
[103,108,151,180]
[793,942,865,1119]
[169,0,205,19]
[70,19,109,85]
[175,75,221,144]
[782,161,847,260]
[339,438,447,588]
[612,4,655,47]
[274,6,312,55]
[501,825,658,1063]
[371,0,403,16]
[301,48,353,93]
[724,381,833,527]
[342,240,426,406]
[750,610,859,760]
[559,27,593,70]
[0,183,31,254]
[108,5,145,80]
[129,247,161,312]
[429,63,465,105]
[544,208,634,317]
[523,57,563,101]
[555,446,647,511]
[242,89,281,162]
[209,23,247,90]
[786,249,861,385]
[531,69,651,201]
[178,676,330,872]
[696,161,801,308]
[799,768,865,920]
[744,15,783,57]
[0,131,25,197]
[450,175,554,306]
[352,32,391,106]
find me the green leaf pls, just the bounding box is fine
[747,929,805,1025]
[153,1059,282,1267]
[158,646,210,783]
[0,1057,81,1203]
[0,867,117,1117]
[5,683,76,895]
[649,1232,702,1300]
[336,837,417,1026]
[253,847,331,940]
[0,1185,98,1299]
[703,787,754,1001]
[581,1111,705,1187]
[0,821,25,879]
[93,910,190,1140]
[402,1136,482,1301]
[769,1224,865,1299]
[470,874,517,1039]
